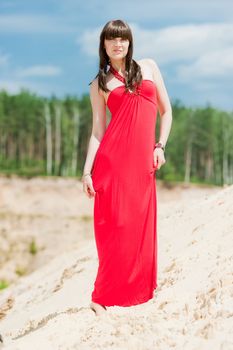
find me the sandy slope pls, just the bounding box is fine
[0,177,232,349]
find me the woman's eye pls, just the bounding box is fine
[106,37,129,45]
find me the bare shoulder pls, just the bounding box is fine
[138,58,172,115]
[89,77,98,94]
[136,58,163,84]
[137,58,160,73]
[137,57,154,66]
[89,76,104,98]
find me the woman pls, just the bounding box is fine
[82,19,172,316]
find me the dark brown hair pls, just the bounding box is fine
[90,19,143,93]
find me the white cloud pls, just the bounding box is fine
[177,47,233,82]
[133,23,233,64]
[0,79,63,96]
[0,79,41,94]
[76,27,101,57]
[16,65,62,78]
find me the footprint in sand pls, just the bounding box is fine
[0,296,15,321]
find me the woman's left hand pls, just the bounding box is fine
[153,148,166,170]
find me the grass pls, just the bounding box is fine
[15,267,27,276]
[29,238,38,255]
[0,280,9,290]
[80,215,92,222]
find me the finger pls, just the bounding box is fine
[90,184,96,194]
[84,185,91,197]
[157,156,166,169]
[87,186,95,198]
[153,156,158,167]
[87,188,92,198]
[83,184,88,194]
[157,161,163,169]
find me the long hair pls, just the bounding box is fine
[90,19,143,93]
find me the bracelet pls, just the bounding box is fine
[154,142,165,151]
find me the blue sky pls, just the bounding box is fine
[0,0,232,110]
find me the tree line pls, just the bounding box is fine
[0,89,232,186]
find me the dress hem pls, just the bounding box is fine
[91,285,157,307]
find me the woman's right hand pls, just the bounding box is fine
[82,174,96,198]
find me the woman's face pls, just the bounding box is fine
[104,37,130,61]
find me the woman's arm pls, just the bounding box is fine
[146,58,173,170]
[148,58,173,149]
[83,77,107,177]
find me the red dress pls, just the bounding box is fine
[91,67,158,306]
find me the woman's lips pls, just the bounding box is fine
[114,50,122,53]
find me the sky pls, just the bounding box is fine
[0,0,232,111]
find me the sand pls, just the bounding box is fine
[0,176,232,350]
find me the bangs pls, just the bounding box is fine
[104,21,131,41]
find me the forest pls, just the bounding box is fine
[0,89,232,186]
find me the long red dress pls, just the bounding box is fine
[91,68,158,307]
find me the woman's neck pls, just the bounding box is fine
[109,59,126,74]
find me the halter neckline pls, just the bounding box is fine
[109,65,126,84]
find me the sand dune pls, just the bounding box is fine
[0,177,232,349]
